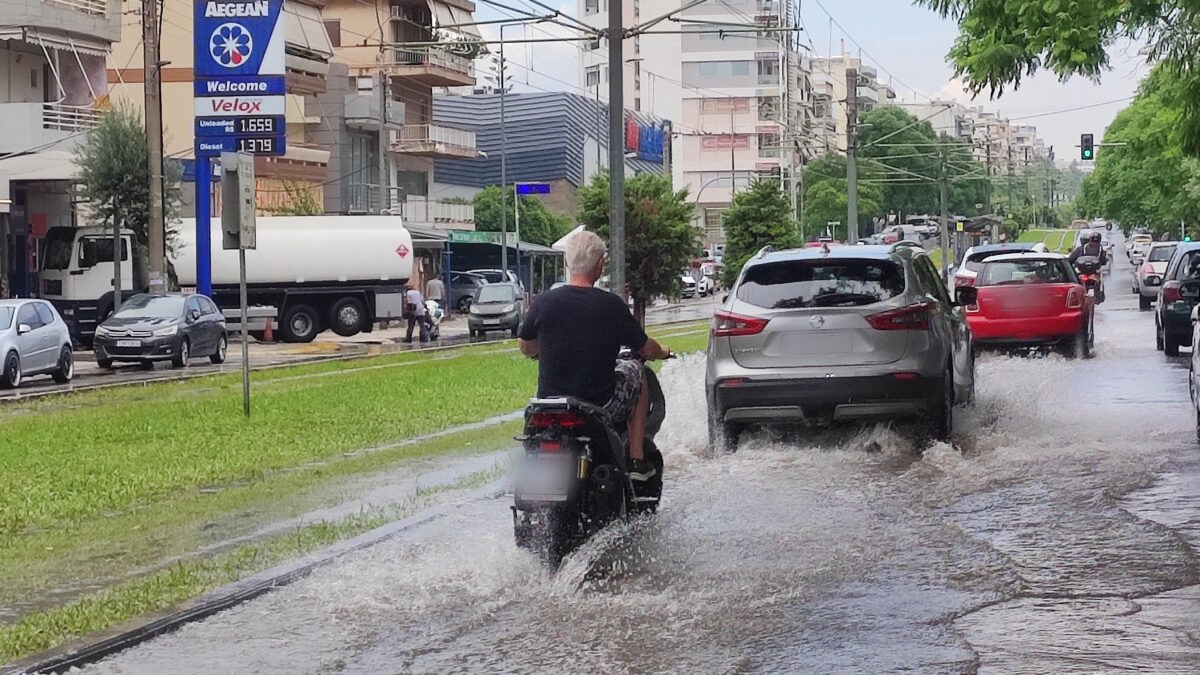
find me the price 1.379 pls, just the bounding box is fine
[236,137,281,154]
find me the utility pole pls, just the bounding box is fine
[845,67,858,242]
[984,136,993,214]
[142,0,165,293]
[377,70,389,213]
[607,1,626,298]
[729,98,736,198]
[939,147,950,284]
[500,30,509,275]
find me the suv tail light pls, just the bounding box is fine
[712,310,769,337]
[1142,262,1155,274]
[866,302,933,331]
[1163,280,1183,303]
[1066,286,1083,309]
[528,411,586,429]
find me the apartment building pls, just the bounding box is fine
[323,0,481,229]
[585,0,808,245]
[108,0,335,215]
[809,47,895,155]
[1,0,121,298]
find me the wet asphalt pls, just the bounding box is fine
[82,242,1200,674]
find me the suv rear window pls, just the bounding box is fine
[736,259,905,309]
[1148,245,1176,262]
[964,248,1032,272]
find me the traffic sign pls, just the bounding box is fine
[515,182,551,195]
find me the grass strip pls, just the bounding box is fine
[0,463,500,664]
[1,325,707,539]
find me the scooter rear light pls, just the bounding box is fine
[866,302,933,331]
[1163,280,1183,303]
[711,310,769,337]
[528,411,586,429]
[1066,287,1084,309]
[538,440,562,452]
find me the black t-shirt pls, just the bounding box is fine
[519,286,649,405]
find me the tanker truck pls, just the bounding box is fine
[38,215,414,345]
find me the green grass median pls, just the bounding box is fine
[1018,229,1075,254]
[0,322,709,663]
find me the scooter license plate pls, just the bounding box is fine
[516,453,573,501]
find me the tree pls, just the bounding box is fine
[916,0,1200,156]
[800,155,883,238]
[719,179,799,287]
[74,103,181,285]
[473,185,571,247]
[577,171,697,325]
[858,107,941,216]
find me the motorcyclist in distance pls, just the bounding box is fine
[517,231,672,478]
[1069,231,1108,266]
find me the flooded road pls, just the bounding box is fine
[84,248,1200,674]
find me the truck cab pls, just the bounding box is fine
[40,226,140,345]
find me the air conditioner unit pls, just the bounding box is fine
[389,5,403,19]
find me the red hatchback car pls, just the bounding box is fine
[966,253,1095,358]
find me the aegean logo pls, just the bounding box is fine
[204,1,270,18]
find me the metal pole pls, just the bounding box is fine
[729,98,736,197]
[143,0,165,293]
[378,69,389,212]
[196,156,212,296]
[112,213,122,311]
[845,68,859,243]
[500,26,509,275]
[514,183,521,285]
[239,247,249,417]
[939,148,950,284]
[607,0,626,298]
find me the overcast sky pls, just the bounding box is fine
[473,0,1149,156]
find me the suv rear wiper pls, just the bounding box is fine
[793,292,882,308]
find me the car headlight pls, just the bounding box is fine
[153,325,179,337]
[502,304,515,314]
[469,305,481,315]
[94,325,111,337]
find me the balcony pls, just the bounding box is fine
[393,197,476,227]
[855,85,879,105]
[391,47,475,87]
[344,94,405,131]
[0,102,100,153]
[393,124,477,158]
[44,0,107,16]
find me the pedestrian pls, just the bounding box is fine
[404,282,430,343]
[426,275,445,307]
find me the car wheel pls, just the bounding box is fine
[1140,295,1152,311]
[1,351,21,389]
[924,370,954,443]
[1165,332,1181,357]
[458,296,472,313]
[329,297,367,337]
[97,357,114,369]
[707,414,742,454]
[172,339,190,369]
[281,304,320,343]
[51,346,74,383]
[510,325,519,338]
[1069,329,1091,359]
[1157,320,1165,351]
[210,334,228,364]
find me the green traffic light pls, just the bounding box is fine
[1082,149,1093,159]
[1186,236,1193,242]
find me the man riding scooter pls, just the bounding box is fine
[1069,231,1108,303]
[517,231,672,478]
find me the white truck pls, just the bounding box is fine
[38,215,414,345]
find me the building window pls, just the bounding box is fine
[757,96,778,121]
[634,97,641,111]
[700,98,750,114]
[585,66,600,87]
[704,209,726,240]
[585,0,599,13]
[323,20,341,48]
[347,132,377,212]
[697,61,751,77]
[395,170,429,198]
[758,132,780,157]
[757,60,779,85]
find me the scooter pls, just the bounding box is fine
[424,299,444,340]
[512,354,668,570]
[1075,255,1106,304]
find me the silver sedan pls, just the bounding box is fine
[0,298,75,388]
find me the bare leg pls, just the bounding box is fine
[628,379,650,461]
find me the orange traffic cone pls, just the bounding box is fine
[262,316,274,343]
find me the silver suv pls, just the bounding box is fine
[706,244,976,452]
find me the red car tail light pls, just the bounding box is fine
[866,302,933,331]
[1066,286,1084,309]
[711,310,769,337]
[1163,280,1183,303]
[528,411,586,429]
[954,275,974,288]
[1142,262,1155,274]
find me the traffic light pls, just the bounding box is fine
[1081,133,1094,160]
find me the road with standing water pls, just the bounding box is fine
[84,237,1200,674]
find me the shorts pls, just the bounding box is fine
[604,359,644,422]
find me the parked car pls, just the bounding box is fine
[467,283,525,338]
[466,268,524,291]
[1128,233,1153,259]
[93,293,227,369]
[680,270,714,298]
[953,242,1048,288]
[0,299,74,388]
[1133,242,1177,310]
[1188,305,1200,441]
[706,244,976,452]
[450,272,487,312]
[1155,242,1200,356]
[966,253,1094,357]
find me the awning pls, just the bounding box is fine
[431,1,483,39]
[0,150,79,213]
[284,0,334,60]
[0,28,110,57]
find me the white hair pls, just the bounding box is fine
[565,230,606,274]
